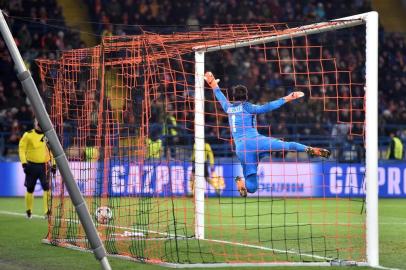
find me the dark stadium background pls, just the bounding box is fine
[0,0,404,161]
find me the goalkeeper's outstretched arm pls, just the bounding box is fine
[204,72,229,112]
[204,71,304,114]
[244,91,304,114]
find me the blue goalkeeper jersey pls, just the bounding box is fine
[213,87,286,141]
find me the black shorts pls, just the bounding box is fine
[24,162,50,192]
[192,162,210,178]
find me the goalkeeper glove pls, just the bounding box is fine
[204,71,220,89]
[284,91,305,102]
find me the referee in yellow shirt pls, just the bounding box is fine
[19,119,55,219]
[146,124,163,160]
[190,142,218,195]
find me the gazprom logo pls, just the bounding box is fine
[328,165,406,196]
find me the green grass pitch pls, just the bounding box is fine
[0,197,405,270]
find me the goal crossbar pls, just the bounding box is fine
[193,13,372,52]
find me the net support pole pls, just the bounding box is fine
[365,11,379,268]
[0,10,112,270]
[194,51,205,240]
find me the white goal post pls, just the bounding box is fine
[193,11,379,267]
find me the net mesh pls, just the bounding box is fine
[37,20,366,264]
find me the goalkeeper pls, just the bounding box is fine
[204,72,330,197]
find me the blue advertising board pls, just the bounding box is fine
[1,162,405,198]
[321,163,406,198]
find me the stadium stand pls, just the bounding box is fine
[0,0,82,159]
[0,0,404,160]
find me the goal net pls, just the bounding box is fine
[37,13,378,267]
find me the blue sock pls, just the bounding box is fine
[245,174,258,193]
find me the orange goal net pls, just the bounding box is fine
[37,16,377,266]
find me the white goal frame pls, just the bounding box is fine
[193,11,378,267]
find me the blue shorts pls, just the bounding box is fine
[235,135,307,177]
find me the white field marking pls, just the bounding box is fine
[206,222,406,226]
[159,261,400,269]
[111,231,145,237]
[0,210,188,236]
[373,265,402,270]
[0,210,45,219]
[53,237,180,242]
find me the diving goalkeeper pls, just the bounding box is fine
[204,71,330,197]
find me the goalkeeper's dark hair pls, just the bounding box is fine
[231,84,248,102]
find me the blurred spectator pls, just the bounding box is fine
[162,111,179,159]
[146,124,163,160]
[1,0,405,160]
[0,0,81,158]
[16,105,33,124]
[3,119,21,156]
[338,135,364,163]
[186,14,200,31]
[84,136,100,161]
[332,122,351,143]
[312,122,329,136]
[0,82,7,108]
[17,24,32,51]
[101,24,113,38]
[106,0,122,23]
[386,131,404,160]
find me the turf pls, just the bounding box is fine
[0,197,404,270]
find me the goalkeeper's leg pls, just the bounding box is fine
[265,137,331,158]
[24,167,37,219]
[235,162,257,197]
[235,176,248,197]
[235,173,258,197]
[234,149,259,196]
[234,137,331,197]
[305,147,331,158]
